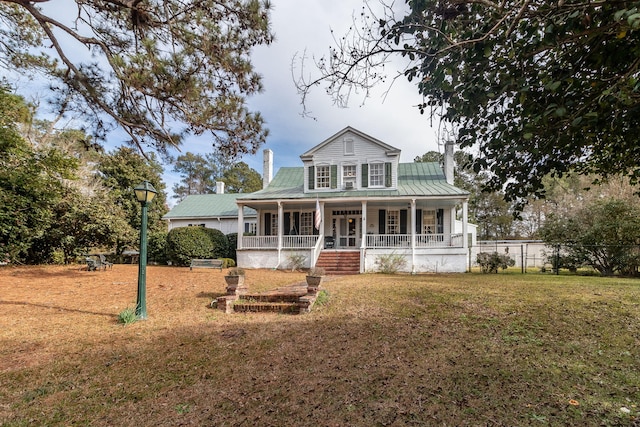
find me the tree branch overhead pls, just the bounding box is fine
[0,0,274,157]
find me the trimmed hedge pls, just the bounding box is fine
[148,230,169,264]
[167,227,228,266]
[226,232,238,261]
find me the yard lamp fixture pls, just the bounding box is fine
[134,180,157,320]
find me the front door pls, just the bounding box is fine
[334,215,361,248]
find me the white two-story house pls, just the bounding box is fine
[235,127,470,273]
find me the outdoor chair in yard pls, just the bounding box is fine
[99,254,113,270]
[85,257,98,271]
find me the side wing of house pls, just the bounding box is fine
[162,194,257,235]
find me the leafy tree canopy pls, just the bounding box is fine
[221,161,262,193]
[97,146,168,253]
[297,0,640,206]
[0,0,273,157]
[172,152,220,201]
[539,199,640,276]
[0,87,79,262]
[1,86,173,263]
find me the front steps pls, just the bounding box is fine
[215,283,316,314]
[316,250,360,275]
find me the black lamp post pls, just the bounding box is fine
[134,180,157,319]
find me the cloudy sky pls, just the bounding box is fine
[164,0,443,202]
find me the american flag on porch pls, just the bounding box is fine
[314,198,321,230]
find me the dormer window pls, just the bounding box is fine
[316,165,330,189]
[343,164,357,190]
[369,163,384,187]
[307,164,337,191]
[361,162,392,188]
[343,164,356,177]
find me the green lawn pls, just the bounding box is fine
[1,267,639,426]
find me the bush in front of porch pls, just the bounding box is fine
[375,252,407,274]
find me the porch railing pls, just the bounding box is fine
[241,235,319,249]
[282,235,318,248]
[366,234,411,248]
[242,234,463,249]
[450,233,464,247]
[415,234,446,247]
[367,233,464,248]
[241,236,278,248]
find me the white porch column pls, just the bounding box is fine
[410,199,416,248]
[463,200,469,250]
[237,203,244,249]
[277,201,284,268]
[450,207,456,241]
[277,202,283,249]
[411,199,416,274]
[360,201,367,249]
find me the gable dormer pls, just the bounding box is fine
[301,127,400,193]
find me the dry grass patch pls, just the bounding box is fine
[1,266,639,426]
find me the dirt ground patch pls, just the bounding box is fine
[0,265,306,374]
[1,266,639,426]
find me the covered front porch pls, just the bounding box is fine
[235,197,469,273]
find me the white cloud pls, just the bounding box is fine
[237,0,442,177]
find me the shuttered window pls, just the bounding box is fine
[271,213,279,236]
[265,213,278,236]
[330,165,337,189]
[385,162,392,187]
[386,209,400,234]
[300,212,313,235]
[399,209,407,234]
[370,163,384,187]
[308,166,315,190]
[361,164,369,187]
[317,165,330,189]
[423,210,436,234]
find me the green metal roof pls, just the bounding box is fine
[163,194,256,219]
[237,162,468,201]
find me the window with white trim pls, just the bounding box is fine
[369,163,384,187]
[300,212,313,235]
[343,164,356,179]
[245,222,257,235]
[423,210,436,234]
[316,165,330,189]
[271,213,278,235]
[343,164,356,189]
[386,209,400,234]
